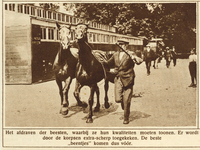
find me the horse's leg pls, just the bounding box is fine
[61,76,72,115]
[56,77,63,114]
[94,84,100,112]
[104,79,110,109]
[86,85,95,123]
[153,60,156,69]
[155,58,158,68]
[73,80,88,108]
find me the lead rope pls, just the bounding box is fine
[84,41,107,79]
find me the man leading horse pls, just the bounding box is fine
[101,39,143,124]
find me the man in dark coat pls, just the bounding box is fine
[171,46,177,66]
[103,39,143,124]
[143,44,155,75]
[164,47,172,68]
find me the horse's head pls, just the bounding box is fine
[56,22,71,49]
[75,22,89,41]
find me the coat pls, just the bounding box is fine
[106,51,138,87]
[143,49,155,61]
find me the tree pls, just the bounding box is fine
[39,3,59,11]
[74,3,196,53]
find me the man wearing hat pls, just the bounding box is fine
[143,44,155,75]
[188,48,197,87]
[164,47,172,68]
[102,39,143,124]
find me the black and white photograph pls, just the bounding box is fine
[2,1,199,149]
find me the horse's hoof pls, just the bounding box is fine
[77,101,83,106]
[104,102,110,109]
[86,118,93,123]
[81,101,88,108]
[61,107,69,115]
[94,107,100,112]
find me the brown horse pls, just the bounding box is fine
[53,23,87,115]
[53,23,107,116]
[74,23,113,123]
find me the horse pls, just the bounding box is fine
[74,23,113,123]
[53,23,89,115]
[53,22,112,116]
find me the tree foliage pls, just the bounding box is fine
[39,3,59,11]
[74,3,196,52]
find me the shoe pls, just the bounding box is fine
[193,84,197,88]
[188,83,195,87]
[123,120,129,124]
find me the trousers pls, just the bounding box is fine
[145,60,151,74]
[114,77,133,121]
[189,62,196,84]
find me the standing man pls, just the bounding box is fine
[171,46,177,66]
[102,39,143,124]
[188,48,197,87]
[143,44,154,75]
[165,47,172,68]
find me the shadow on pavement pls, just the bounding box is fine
[82,102,119,121]
[62,103,85,118]
[112,111,151,123]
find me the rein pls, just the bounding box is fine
[84,41,107,79]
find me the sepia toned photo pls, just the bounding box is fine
[2,1,200,149]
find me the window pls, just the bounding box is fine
[66,15,69,22]
[24,6,29,14]
[48,28,54,40]
[58,14,61,21]
[31,7,35,15]
[93,22,97,28]
[9,4,12,11]
[48,11,51,19]
[41,27,46,39]
[5,4,7,10]
[97,34,100,42]
[43,10,47,18]
[37,9,41,17]
[93,34,96,42]
[53,13,56,20]
[18,4,23,13]
[69,16,72,23]
[62,14,65,21]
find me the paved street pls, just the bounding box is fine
[4,59,197,127]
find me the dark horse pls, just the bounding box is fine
[52,23,88,115]
[53,23,109,116]
[75,23,113,123]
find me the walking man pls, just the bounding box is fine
[171,46,177,66]
[143,44,154,75]
[188,48,197,87]
[102,39,143,124]
[165,47,172,68]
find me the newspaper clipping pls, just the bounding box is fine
[2,1,200,149]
